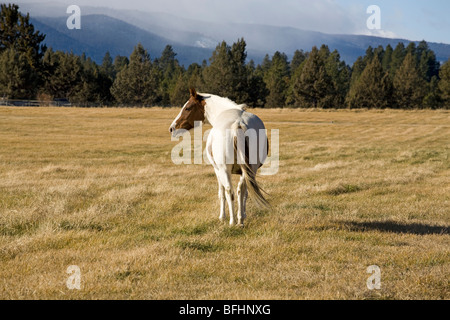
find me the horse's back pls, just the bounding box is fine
[214,109,266,132]
[241,111,266,132]
[208,109,267,174]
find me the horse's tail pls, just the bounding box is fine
[232,121,271,209]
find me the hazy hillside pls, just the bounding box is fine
[31,14,212,66]
[19,2,450,65]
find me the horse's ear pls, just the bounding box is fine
[189,88,197,99]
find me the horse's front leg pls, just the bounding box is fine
[208,136,227,223]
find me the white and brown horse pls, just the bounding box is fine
[169,88,269,227]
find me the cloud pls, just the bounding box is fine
[360,29,400,39]
[164,0,361,34]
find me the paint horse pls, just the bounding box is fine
[169,88,269,227]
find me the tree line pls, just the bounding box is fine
[1,3,450,109]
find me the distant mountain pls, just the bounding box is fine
[19,2,450,66]
[110,11,450,64]
[31,14,212,66]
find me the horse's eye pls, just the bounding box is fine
[185,107,192,111]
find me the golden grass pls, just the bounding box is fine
[0,106,449,300]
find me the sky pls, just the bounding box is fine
[14,0,450,44]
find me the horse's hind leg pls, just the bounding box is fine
[216,168,235,225]
[237,175,247,227]
[217,175,226,222]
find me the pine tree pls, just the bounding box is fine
[263,51,290,108]
[347,57,392,109]
[349,56,366,89]
[113,55,129,74]
[70,56,114,105]
[260,54,272,74]
[202,39,251,104]
[318,44,332,62]
[170,73,189,106]
[156,45,178,77]
[416,41,440,82]
[374,45,385,62]
[186,63,204,90]
[0,48,38,99]
[438,59,450,109]
[393,52,426,109]
[290,49,307,74]
[41,50,81,100]
[230,38,251,103]
[325,50,350,108]
[101,51,115,81]
[71,56,98,105]
[156,45,184,106]
[291,46,334,108]
[110,43,161,106]
[390,42,406,79]
[202,41,234,98]
[405,42,416,58]
[0,4,46,70]
[362,46,375,66]
[169,59,203,107]
[314,45,350,108]
[246,60,267,108]
[382,44,393,71]
[423,76,442,109]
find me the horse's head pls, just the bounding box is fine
[169,88,206,137]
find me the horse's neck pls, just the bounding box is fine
[204,96,243,127]
[204,104,220,127]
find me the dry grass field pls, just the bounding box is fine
[0,106,448,300]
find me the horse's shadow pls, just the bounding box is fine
[340,220,448,236]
